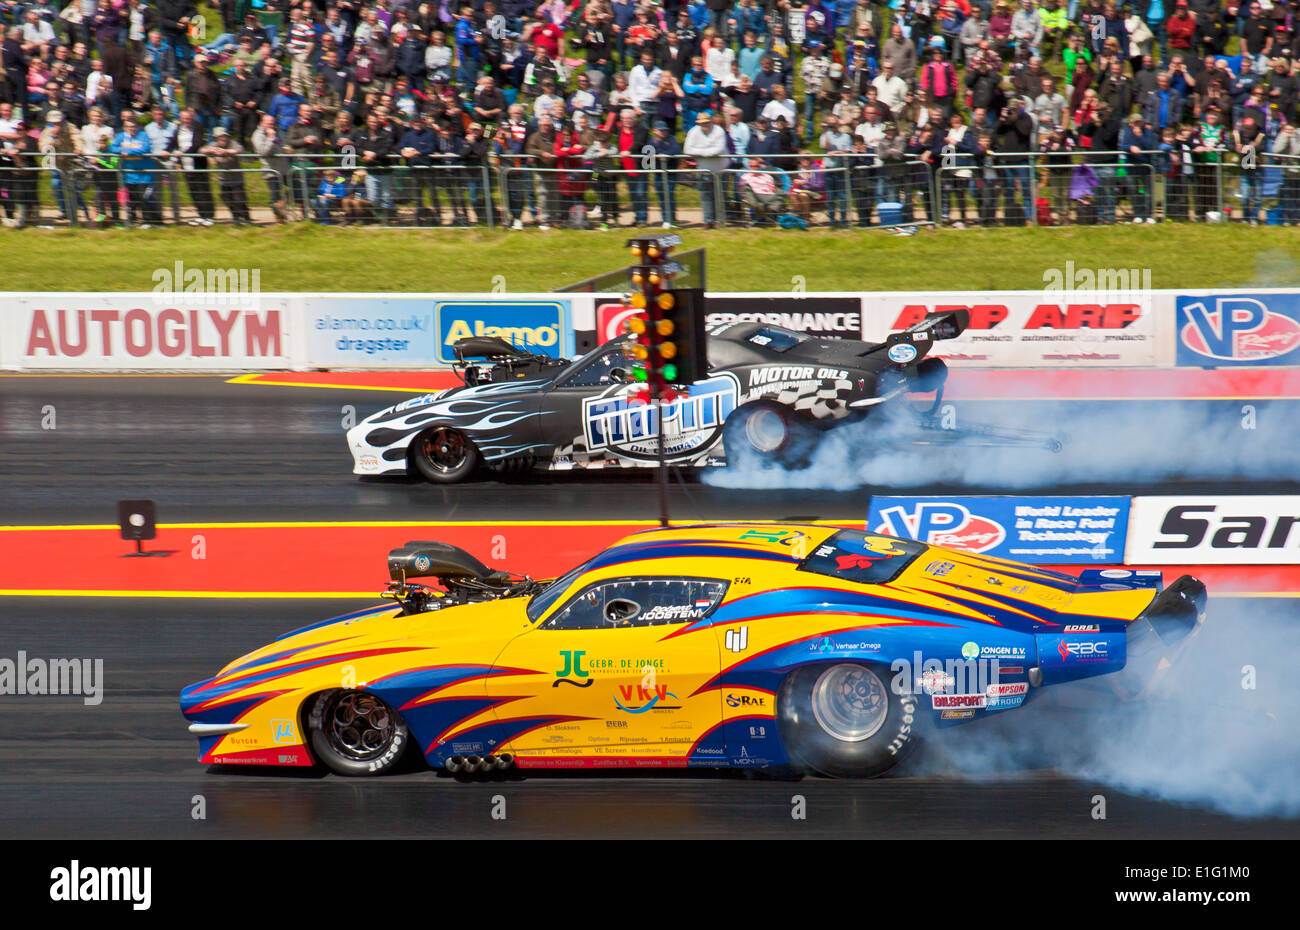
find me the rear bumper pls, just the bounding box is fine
[1111,574,1208,700]
[1138,574,1208,646]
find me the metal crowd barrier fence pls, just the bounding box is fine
[288,161,495,227]
[27,149,1300,229]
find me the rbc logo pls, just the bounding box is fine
[1178,297,1300,364]
[873,502,1006,553]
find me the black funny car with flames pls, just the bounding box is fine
[346,308,1057,483]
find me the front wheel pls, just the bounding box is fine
[308,690,410,776]
[776,663,921,778]
[411,426,479,483]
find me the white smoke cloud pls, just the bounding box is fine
[906,599,1300,819]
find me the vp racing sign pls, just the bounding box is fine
[869,496,1130,563]
[1175,294,1300,366]
[583,373,740,462]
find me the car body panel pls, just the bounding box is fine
[181,523,1183,772]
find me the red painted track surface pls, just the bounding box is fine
[2,523,1294,596]
[231,368,1300,400]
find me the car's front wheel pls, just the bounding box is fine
[776,663,920,778]
[411,426,479,483]
[308,690,410,776]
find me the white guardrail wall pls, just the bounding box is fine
[2,288,1299,372]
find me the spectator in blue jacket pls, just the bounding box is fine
[681,56,715,130]
[110,112,157,226]
[455,6,484,89]
[315,167,347,222]
[268,80,304,132]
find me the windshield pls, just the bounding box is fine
[747,326,809,353]
[798,531,925,585]
[526,559,592,622]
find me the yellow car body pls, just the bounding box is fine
[181,522,1204,776]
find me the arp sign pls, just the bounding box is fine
[1176,295,1300,366]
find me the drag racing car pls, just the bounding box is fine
[346,310,1060,483]
[180,523,1206,778]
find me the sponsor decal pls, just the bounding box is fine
[925,560,955,577]
[704,295,864,339]
[919,668,956,693]
[553,649,594,687]
[1055,639,1110,663]
[271,719,296,744]
[451,741,485,753]
[614,684,682,714]
[435,300,569,364]
[986,682,1029,698]
[887,343,918,364]
[873,294,1155,367]
[932,693,987,709]
[1063,624,1100,633]
[583,373,740,461]
[748,725,768,739]
[961,641,979,660]
[940,709,977,720]
[640,605,704,622]
[596,301,643,343]
[22,307,286,369]
[725,693,767,708]
[724,626,749,653]
[870,496,1130,563]
[1127,496,1300,565]
[1176,295,1300,366]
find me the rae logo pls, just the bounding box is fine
[724,626,749,653]
[583,374,739,460]
[1178,297,1300,364]
[435,301,567,363]
[271,719,296,744]
[874,502,1007,553]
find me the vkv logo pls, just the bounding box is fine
[1178,296,1300,363]
[583,374,739,460]
[873,502,1006,553]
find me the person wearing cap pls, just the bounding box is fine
[649,117,681,227]
[1119,113,1157,222]
[201,124,253,225]
[1166,1,1195,55]
[39,110,82,221]
[683,107,726,226]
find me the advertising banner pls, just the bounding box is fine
[11,298,292,369]
[1127,496,1300,565]
[1175,293,1300,367]
[862,291,1158,367]
[869,496,1132,563]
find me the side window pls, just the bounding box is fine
[559,346,635,388]
[544,578,728,630]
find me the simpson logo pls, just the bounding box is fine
[1177,295,1300,365]
[873,501,1007,553]
[932,693,987,709]
[583,373,739,461]
[435,300,568,363]
[986,682,1029,698]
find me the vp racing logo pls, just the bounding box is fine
[873,502,1007,553]
[1178,296,1300,363]
[582,373,740,461]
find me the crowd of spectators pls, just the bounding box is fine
[2,0,1300,228]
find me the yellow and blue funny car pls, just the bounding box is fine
[180,523,1207,778]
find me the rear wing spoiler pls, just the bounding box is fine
[881,309,969,364]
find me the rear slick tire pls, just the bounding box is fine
[776,663,920,778]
